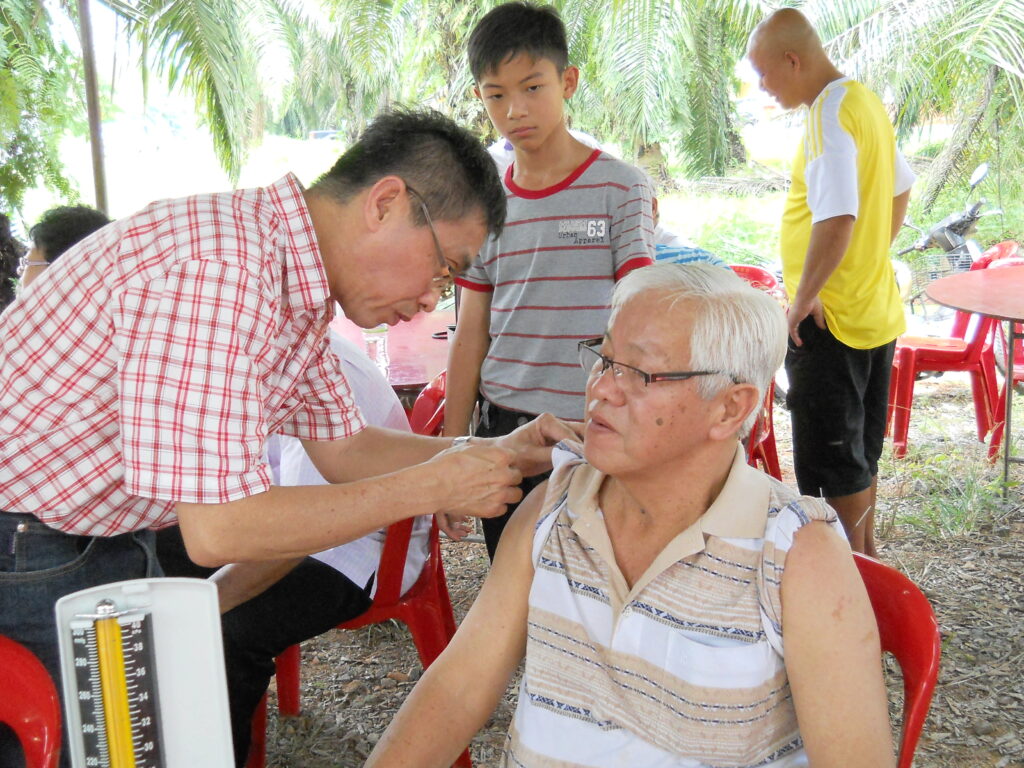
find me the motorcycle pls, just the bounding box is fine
[892,162,1009,322]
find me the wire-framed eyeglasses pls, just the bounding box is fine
[405,185,453,293]
[577,337,737,394]
[18,257,48,275]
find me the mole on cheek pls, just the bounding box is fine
[655,417,664,426]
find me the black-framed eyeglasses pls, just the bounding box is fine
[577,337,736,393]
[405,185,453,292]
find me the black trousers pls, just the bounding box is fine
[474,399,551,561]
[156,527,372,767]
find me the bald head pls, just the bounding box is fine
[748,9,823,60]
[746,8,842,110]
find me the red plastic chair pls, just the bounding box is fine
[888,244,1018,458]
[0,635,62,768]
[247,376,470,768]
[729,265,785,480]
[408,370,447,436]
[887,309,999,458]
[747,382,783,480]
[986,257,1024,460]
[942,241,1021,341]
[727,263,787,305]
[853,553,941,768]
[967,239,1019,272]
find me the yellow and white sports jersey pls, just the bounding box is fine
[780,77,915,349]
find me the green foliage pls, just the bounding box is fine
[568,0,749,174]
[0,0,79,214]
[658,189,785,266]
[112,0,265,181]
[14,0,1024,207]
[679,10,746,176]
[879,445,1015,537]
[891,170,1024,258]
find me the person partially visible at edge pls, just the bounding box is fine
[444,1,656,560]
[367,264,896,768]
[20,205,112,288]
[0,214,24,312]
[0,108,576,767]
[746,8,915,555]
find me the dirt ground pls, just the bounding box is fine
[260,376,1024,767]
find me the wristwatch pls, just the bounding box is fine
[450,435,472,449]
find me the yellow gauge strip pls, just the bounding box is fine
[95,616,137,768]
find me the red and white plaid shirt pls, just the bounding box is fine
[0,174,365,535]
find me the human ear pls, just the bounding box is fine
[561,65,580,99]
[365,176,405,231]
[709,383,761,441]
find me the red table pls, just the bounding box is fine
[331,309,455,406]
[926,266,1024,492]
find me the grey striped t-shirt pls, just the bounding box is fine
[456,150,655,420]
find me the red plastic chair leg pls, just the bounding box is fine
[245,693,268,768]
[969,370,992,441]
[275,643,302,717]
[402,603,455,670]
[989,382,1008,462]
[890,346,916,458]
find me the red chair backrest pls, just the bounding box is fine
[852,553,941,768]
[970,239,1020,271]
[991,256,1024,269]
[0,635,62,768]
[408,370,447,436]
[729,264,780,294]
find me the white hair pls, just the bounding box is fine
[611,263,787,437]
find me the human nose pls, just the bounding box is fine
[506,93,527,119]
[418,286,440,313]
[587,361,626,403]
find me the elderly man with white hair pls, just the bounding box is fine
[367,263,895,768]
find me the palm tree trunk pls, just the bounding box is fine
[78,0,108,214]
[919,66,997,214]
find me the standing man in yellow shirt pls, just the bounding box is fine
[747,9,914,555]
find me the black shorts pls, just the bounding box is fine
[785,317,895,498]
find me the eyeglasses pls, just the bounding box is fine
[577,337,736,395]
[405,185,453,293]
[17,258,48,275]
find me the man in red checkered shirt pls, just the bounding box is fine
[0,109,572,763]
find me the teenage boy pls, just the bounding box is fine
[445,2,656,559]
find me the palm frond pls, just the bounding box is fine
[107,0,262,180]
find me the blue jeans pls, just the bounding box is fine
[0,511,161,768]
